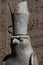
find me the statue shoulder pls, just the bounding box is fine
[29,52,38,65]
[3,54,12,62]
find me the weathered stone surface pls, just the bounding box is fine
[0,0,43,65]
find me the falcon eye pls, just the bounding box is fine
[16,37,23,41]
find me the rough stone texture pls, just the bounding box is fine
[0,0,43,65]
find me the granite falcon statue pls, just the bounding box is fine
[4,35,38,65]
[3,1,38,65]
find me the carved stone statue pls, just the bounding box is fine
[3,1,38,65]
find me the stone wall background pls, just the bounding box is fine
[0,0,43,65]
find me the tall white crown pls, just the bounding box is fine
[14,1,29,35]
